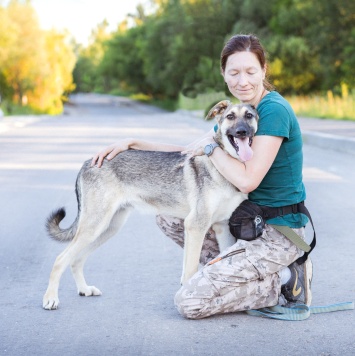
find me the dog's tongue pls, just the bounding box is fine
[236,138,253,161]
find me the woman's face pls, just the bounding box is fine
[223,51,266,106]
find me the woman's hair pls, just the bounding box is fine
[220,34,274,90]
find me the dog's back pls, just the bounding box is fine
[77,150,239,219]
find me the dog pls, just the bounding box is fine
[42,100,258,310]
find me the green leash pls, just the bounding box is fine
[269,224,311,253]
[246,302,354,321]
[263,225,354,320]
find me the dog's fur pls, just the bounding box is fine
[43,101,258,310]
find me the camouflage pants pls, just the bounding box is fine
[156,215,304,319]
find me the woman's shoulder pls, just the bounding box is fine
[259,91,288,107]
[257,91,296,119]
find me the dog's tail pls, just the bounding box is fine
[45,208,78,242]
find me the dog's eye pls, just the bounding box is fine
[226,114,234,120]
[245,112,253,119]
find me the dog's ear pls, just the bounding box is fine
[205,100,231,121]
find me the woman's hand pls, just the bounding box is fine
[91,138,132,168]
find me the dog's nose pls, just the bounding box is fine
[236,128,248,137]
[234,122,252,138]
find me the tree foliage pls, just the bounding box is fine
[73,20,111,93]
[74,0,354,100]
[0,0,76,114]
[2,0,354,112]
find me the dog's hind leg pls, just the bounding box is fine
[43,206,129,310]
[69,244,103,298]
[70,207,132,298]
[43,238,94,310]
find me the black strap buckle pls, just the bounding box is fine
[278,203,300,216]
[278,207,285,216]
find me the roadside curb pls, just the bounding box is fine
[302,131,355,156]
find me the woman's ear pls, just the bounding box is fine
[220,69,225,79]
[262,64,267,80]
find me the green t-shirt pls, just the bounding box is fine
[249,91,308,228]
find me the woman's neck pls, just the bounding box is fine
[253,88,269,107]
[240,88,269,107]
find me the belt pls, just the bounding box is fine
[260,201,305,220]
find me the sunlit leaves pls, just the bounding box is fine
[0,0,76,114]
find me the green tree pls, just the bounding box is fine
[73,0,355,101]
[266,0,355,93]
[29,29,76,114]
[0,4,15,101]
[73,20,111,93]
[307,0,355,90]
[99,25,149,94]
[0,0,76,113]
[0,0,45,104]
[103,0,238,99]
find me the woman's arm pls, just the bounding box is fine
[91,128,215,168]
[185,135,283,193]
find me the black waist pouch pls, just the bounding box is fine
[229,200,265,241]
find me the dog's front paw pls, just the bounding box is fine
[180,268,198,285]
[78,285,102,297]
[43,293,59,310]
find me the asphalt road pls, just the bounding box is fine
[0,93,354,355]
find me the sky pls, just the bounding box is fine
[30,0,149,44]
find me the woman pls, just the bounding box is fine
[92,34,312,319]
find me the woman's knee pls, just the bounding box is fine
[174,285,211,319]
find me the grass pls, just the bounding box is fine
[178,91,234,112]
[0,100,42,116]
[177,91,355,121]
[286,92,355,120]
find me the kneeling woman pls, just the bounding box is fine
[92,34,313,319]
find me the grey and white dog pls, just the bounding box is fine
[43,100,258,310]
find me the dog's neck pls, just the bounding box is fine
[214,131,224,150]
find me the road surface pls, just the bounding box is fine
[0,93,354,355]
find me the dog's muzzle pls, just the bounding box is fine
[227,126,254,161]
